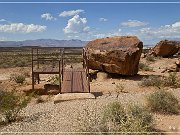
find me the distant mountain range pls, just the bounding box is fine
[0,39,88,47]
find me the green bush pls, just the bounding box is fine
[163,73,180,88]
[0,90,31,123]
[140,76,162,87]
[146,90,179,114]
[146,55,156,62]
[102,102,154,133]
[47,75,60,85]
[103,102,126,124]
[10,74,26,84]
[77,102,155,134]
[139,63,153,71]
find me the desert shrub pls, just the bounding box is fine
[146,55,156,62]
[115,83,126,98]
[140,76,162,87]
[163,73,180,88]
[103,102,126,125]
[146,90,179,114]
[139,63,153,71]
[102,102,154,133]
[47,75,60,85]
[10,74,26,84]
[77,102,155,134]
[0,90,31,123]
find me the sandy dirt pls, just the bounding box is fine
[0,57,180,134]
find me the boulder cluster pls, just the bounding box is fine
[85,36,180,75]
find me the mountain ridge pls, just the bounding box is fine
[0,39,88,47]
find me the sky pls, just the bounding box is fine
[0,1,180,45]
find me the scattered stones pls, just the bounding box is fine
[149,40,180,57]
[85,36,143,75]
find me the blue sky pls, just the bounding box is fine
[0,3,180,45]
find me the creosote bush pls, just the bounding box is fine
[10,74,26,84]
[140,75,162,87]
[102,102,154,133]
[47,75,60,85]
[163,73,180,88]
[146,90,179,114]
[140,73,180,88]
[78,102,155,134]
[139,63,153,71]
[146,55,156,62]
[0,90,32,123]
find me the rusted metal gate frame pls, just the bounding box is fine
[31,47,63,92]
[31,47,90,93]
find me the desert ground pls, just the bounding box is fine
[0,47,180,134]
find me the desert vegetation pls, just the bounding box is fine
[78,102,154,134]
[0,89,32,124]
[146,90,179,114]
[140,73,180,88]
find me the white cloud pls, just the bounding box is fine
[41,13,56,21]
[172,22,180,28]
[94,32,121,39]
[59,9,84,17]
[99,18,108,22]
[121,20,148,27]
[0,19,6,22]
[0,37,8,41]
[139,22,180,39]
[63,14,90,34]
[0,23,47,33]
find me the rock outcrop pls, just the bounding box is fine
[85,36,143,75]
[150,40,180,57]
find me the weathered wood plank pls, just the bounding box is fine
[61,70,73,93]
[61,69,89,93]
[72,71,83,92]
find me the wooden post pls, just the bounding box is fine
[31,48,34,90]
[59,60,61,93]
[82,48,85,68]
[37,48,39,69]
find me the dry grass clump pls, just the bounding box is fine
[146,90,179,114]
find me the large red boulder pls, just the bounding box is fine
[150,40,180,57]
[85,36,143,75]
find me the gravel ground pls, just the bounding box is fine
[0,88,180,133]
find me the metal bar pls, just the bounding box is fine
[31,48,34,90]
[59,60,61,93]
[71,68,73,93]
[37,48,39,69]
[32,59,61,62]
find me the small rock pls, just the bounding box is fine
[96,72,108,81]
